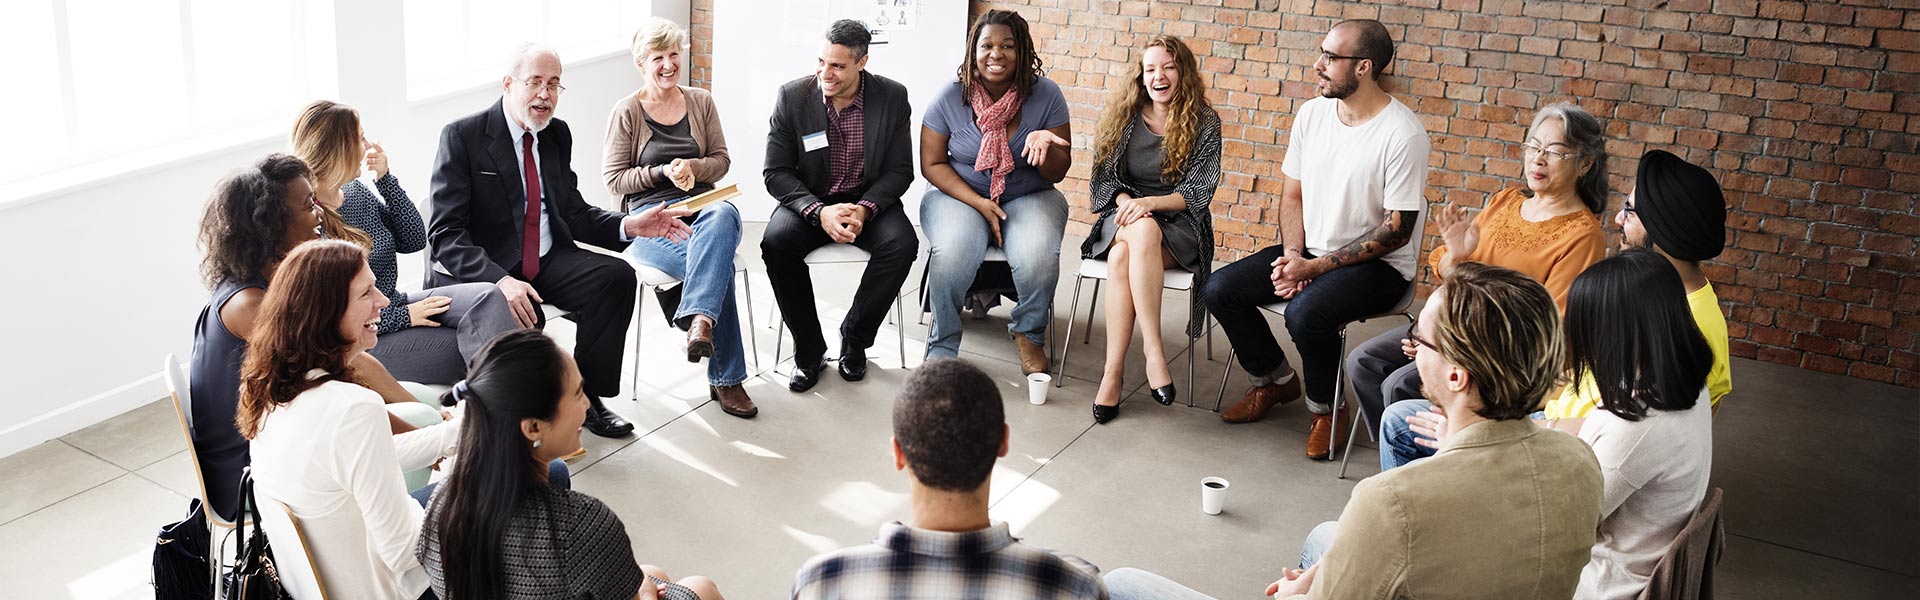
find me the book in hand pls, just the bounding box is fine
[667,184,740,213]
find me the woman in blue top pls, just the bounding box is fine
[292,100,520,385]
[919,9,1072,372]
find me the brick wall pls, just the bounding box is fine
[688,0,1918,388]
[690,0,714,89]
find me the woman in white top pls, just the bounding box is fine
[238,239,462,599]
[1563,249,1715,600]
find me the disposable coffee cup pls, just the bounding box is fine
[1201,476,1230,515]
[1027,373,1052,405]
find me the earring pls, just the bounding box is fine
[532,439,542,449]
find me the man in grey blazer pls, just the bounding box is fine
[762,19,919,392]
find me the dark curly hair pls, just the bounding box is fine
[957,9,1044,99]
[198,154,312,287]
[893,359,1004,492]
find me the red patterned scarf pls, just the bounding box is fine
[969,80,1024,203]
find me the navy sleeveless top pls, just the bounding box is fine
[189,278,264,522]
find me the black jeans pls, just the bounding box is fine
[760,204,919,365]
[1203,245,1408,411]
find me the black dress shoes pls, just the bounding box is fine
[838,347,868,382]
[584,403,634,437]
[790,358,827,393]
[1151,384,1177,406]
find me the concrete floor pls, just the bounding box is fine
[2,225,1914,599]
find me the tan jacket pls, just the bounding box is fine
[1286,419,1603,600]
[602,86,730,198]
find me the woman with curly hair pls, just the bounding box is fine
[238,240,462,600]
[1080,35,1221,424]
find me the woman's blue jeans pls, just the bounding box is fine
[919,187,1067,359]
[625,201,748,387]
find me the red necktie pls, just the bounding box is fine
[520,131,542,281]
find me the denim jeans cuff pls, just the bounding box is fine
[1248,365,1294,387]
[674,308,720,325]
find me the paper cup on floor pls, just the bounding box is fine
[1027,373,1052,405]
[1201,477,1230,515]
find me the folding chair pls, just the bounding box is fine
[770,244,908,371]
[625,253,757,399]
[162,353,243,600]
[1052,259,1213,402]
[256,497,331,599]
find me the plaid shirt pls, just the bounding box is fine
[803,72,879,226]
[791,521,1109,600]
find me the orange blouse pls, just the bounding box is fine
[1429,187,1606,312]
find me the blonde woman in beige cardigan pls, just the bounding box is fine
[604,17,755,419]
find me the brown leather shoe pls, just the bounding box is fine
[1220,375,1303,423]
[1306,407,1355,461]
[1013,334,1049,375]
[686,315,715,362]
[712,384,757,418]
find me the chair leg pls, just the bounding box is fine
[1214,352,1236,411]
[916,265,930,326]
[1186,333,1197,406]
[774,313,787,376]
[1054,276,1085,387]
[894,293,907,368]
[1082,285,1100,344]
[741,270,758,370]
[1328,329,1347,464]
[631,287,648,401]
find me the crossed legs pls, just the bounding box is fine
[1095,217,1179,408]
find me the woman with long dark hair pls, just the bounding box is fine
[1564,249,1713,600]
[238,240,462,599]
[919,9,1073,373]
[1079,35,1221,423]
[419,329,725,600]
[291,99,520,385]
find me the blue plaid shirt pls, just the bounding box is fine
[791,521,1108,599]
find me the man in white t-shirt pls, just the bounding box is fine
[1204,19,1431,460]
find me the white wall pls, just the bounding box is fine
[0,0,689,458]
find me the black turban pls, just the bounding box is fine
[1634,150,1726,262]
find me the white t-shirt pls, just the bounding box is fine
[1574,388,1714,600]
[1279,95,1431,280]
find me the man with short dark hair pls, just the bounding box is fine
[791,359,1108,599]
[763,19,920,392]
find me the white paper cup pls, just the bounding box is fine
[1027,373,1052,405]
[1201,476,1230,515]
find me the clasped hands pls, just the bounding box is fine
[819,203,869,243]
[1269,251,1327,299]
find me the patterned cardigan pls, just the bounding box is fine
[1080,106,1222,338]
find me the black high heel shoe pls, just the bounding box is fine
[1150,384,1177,406]
[1092,403,1120,424]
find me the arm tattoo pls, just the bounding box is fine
[1322,210,1419,268]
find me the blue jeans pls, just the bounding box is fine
[1380,399,1438,471]
[1103,522,1342,600]
[1299,520,1339,568]
[920,187,1067,359]
[412,459,570,506]
[625,201,748,386]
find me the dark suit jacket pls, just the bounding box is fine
[762,72,914,217]
[428,99,627,286]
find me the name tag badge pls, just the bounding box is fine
[802,130,829,153]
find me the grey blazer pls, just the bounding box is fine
[762,71,914,217]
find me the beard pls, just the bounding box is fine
[1319,74,1359,99]
[515,103,552,133]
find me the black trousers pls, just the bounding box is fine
[760,205,918,365]
[1203,245,1408,409]
[527,245,637,400]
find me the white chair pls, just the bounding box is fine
[1052,260,1213,403]
[770,244,908,371]
[915,246,1057,360]
[1211,282,1416,474]
[624,253,757,400]
[162,354,244,600]
[255,497,330,599]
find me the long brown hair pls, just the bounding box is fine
[1094,35,1210,183]
[290,100,373,249]
[956,10,1044,99]
[236,240,369,438]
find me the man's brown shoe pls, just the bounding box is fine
[686,315,715,362]
[712,384,757,418]
[1220,375,1303,423]
[1306,407,1355,461]
[1013,334,1049,375]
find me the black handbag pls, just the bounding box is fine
[223,470,292,600]
[152,498,214,600]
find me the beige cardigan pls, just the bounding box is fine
[602,85,731,202]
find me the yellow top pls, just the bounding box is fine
[1544,282,1733,418]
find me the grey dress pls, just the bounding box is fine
[1081,107,1223,338]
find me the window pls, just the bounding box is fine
[0,0,336,191]
[402,0,648,101]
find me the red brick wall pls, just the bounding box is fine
[687,0,1918,387]
[690,0,714,89]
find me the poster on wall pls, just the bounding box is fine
[871,0,918,31]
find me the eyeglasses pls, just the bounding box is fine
[519,78,566,95]
[1620,202,1637,216]
[1407,319,1439,354]
[1319,50,1367,63]
[1521,142,1578,163]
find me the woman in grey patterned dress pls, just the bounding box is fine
[418,330,726,600]
[1081,36,1223,424]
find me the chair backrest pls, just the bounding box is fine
[257,498,331,600]
[163,354,236,529]
[1635,487,1726,600]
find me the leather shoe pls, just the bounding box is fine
[1220,374,1303,423]
[1307,407,1355,461]
[789,358,826,393]
[1150,384,1177,406]
[712,384,758,418]
[1092,403,1120,424]
[838,347,868,381]
[685,315,715,362]
[583,403,634,437]
[1012,334,1049,375]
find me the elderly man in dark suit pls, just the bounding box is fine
[762,19,919,393]
[429,43,690,437]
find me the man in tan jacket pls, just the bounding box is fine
[1106,262,1602,599]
